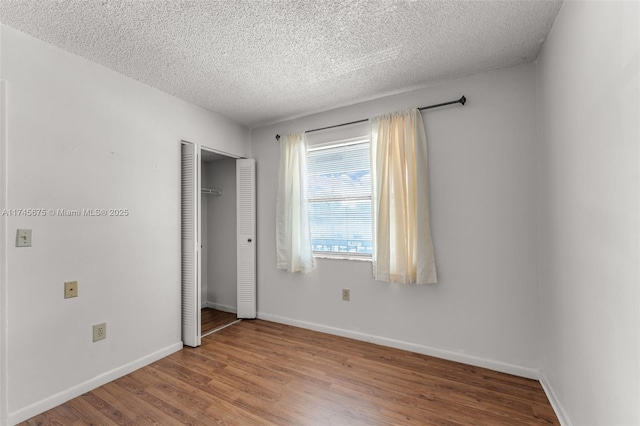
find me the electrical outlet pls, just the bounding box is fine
[93,323,106,342]
[342,288,350,301]
[64,281,78,299]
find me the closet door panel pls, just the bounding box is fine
[181,142,201,346]
[237,159,256,319]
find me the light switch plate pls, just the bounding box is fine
[16,229,32,247]
[64,281,78,299]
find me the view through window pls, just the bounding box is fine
[307,139,372,257]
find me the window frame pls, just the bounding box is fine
[306,136,373,261]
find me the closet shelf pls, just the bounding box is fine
[201,188,221,196]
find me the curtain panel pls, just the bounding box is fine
[276,132,315,273]
[370,108,437,284]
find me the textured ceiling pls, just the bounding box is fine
[0,0,562,128]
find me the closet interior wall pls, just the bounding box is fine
[204,156,238,313]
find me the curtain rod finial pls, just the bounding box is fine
[460,96,466,105]
[275,134,280,141]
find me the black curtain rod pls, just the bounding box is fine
[275,95,466,141]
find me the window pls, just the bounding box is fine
[307,138,372,258]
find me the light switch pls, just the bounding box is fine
[64,281,78,299]
[16,229,32,247]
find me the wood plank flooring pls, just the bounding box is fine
[201,308,237,335]
[21,320,559,425]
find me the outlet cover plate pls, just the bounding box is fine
[93,323,106,342]
[342,288,350,301]
[64,281,78,298]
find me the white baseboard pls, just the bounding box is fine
[8,342,183,425]
[204,302,237,314]
[540,373,571,426]
[256,312,540,380]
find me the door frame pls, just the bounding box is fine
[181,141,246,346]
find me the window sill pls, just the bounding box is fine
[313,254,372,262]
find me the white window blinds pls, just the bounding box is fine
[307,140,372,256]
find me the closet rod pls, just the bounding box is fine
[274,95,466,141]
[201,188,221,196]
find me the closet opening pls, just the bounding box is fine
[181,141,256,347]
[200,148,241,336]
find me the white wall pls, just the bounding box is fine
[206,157,237,312]
[1,77,9,426]
[537,2,639,425]
[1,25,249,424]
[251,64,540,377]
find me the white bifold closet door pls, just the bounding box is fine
[236,159,256,319]
[181,142,201,347]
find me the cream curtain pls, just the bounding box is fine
[370,108,437,284]
[276,132,315,273]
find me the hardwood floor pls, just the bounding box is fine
[201,308,237,335]
[21,320,559,425]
